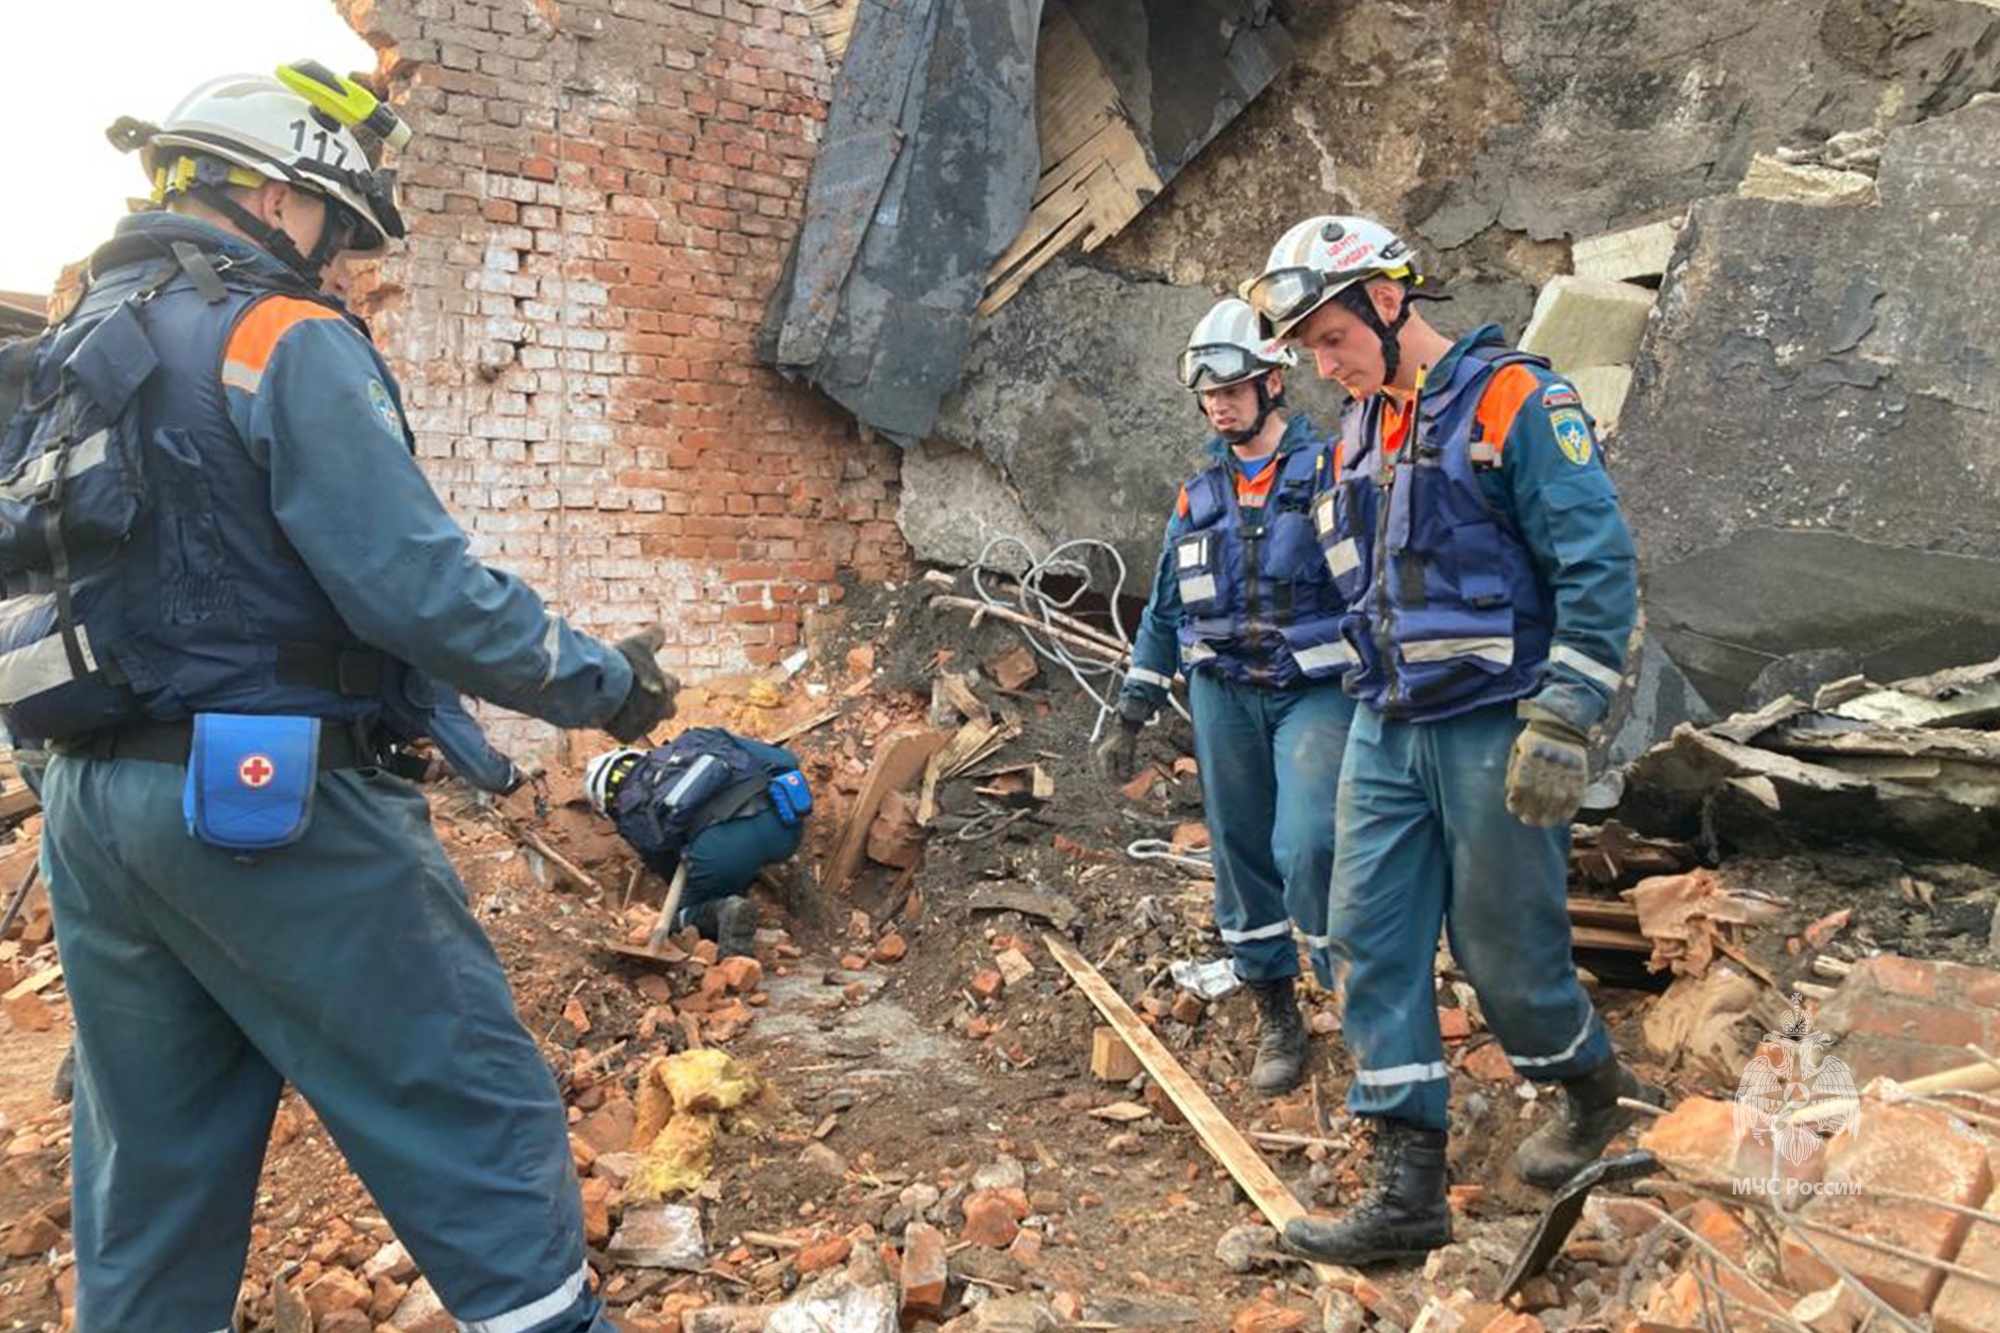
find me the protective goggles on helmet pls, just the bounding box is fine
[1176,343,1272,390]
[293,156,406,240]
[1243,264,1406,337]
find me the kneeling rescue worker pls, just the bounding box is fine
[1096,298,1355,1097]
[0,67,679,1332]
[1242,217,1655,1263]
[585,729,812,959]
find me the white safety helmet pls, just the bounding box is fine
[1177,297,1297,391]
[1241,216,1421,342]
[108,65,409,270]
[584,747,647,816]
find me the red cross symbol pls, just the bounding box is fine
[238,754,276,788]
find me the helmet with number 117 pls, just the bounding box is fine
[106,61,412,282]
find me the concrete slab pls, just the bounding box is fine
[1571,220,1681,284]
[1738,155,1879,206]
[1567,364,1634,435]
[1520,277,1656,373]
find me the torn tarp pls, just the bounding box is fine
[759,0,1046,444]
[763,0,1295,445]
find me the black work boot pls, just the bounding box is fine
[1245,976,1309,1095]
[712,896,759,960]
[689,896,760,960]
[1283,1120,1452,1265]
[1513,1058,1656,1189]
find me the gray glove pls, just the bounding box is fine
[1503,699,1590,827]
[1093,697,1155,785]
[602,626,681,743]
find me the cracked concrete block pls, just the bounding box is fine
[1738,156,1880,206]
[1614,99,2000,711]
[1520,277,1657,373]
[1571,219,1681,284]
[896,439,1045,573]
[1567,365,1634,436]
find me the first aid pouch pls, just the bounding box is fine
[766,768,812,825]
[181,713,320,852]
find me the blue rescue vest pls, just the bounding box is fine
[1315,345,1555,721]
[0,217,502,772]
[608,729,810,878]
[1174,438,1351,689]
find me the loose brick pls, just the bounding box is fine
[1461,1041,1516,1083]
[900,1221,947,1319]
[1779,1103,1992,1316]
[959,1190,1021,1248]
[1933,1187,2000,1333]
[792,1231,851,1273]
[1639,1095,1827,1191]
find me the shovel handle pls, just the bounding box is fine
[646,862,690,952]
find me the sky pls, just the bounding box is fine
[0,1,375,296]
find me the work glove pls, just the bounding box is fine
[1503,699,1591,828]
[602,626,681,743]
[1093,697,1155,784]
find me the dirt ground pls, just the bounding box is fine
[0,576,1992,1332]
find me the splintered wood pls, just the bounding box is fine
[803,0,859,65]
[978,3,1164,315]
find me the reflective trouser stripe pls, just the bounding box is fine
[1301,931,1333,949]
[1179,574,1218,603]
[1126,666,1173,690]
[1503,1012,1599,1069]
[1322,537,1359,577]
[1353,1060,1449,1088]
[1220,920,1292,944]
[1549,644,1624,693]
[458,1262,589,1333]
[0,621,97,704]
[1401,636,1514,668]
[1289,640,1354,673]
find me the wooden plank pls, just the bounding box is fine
[3,962,61,1002]
[496,816,603,896]
[1570,925,1653,954]
[1041,932,1355,1286]
[918,719,1002,825]
[0,784,41,831]
[1566,897,1642,928]
[825,728,951,892]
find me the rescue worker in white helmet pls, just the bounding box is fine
[0,66,679,1333]
[584,730,812,959]
[1242,216,1653,1265]
[1095,297,1357,1097]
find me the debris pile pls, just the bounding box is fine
[1619,658,2000,865]
[0,579,1996,1331]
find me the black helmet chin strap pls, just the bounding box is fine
[187,180,345,287]
[1336,282,1413,387]
[1205,372,1286,446]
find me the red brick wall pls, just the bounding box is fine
[334,0,906,744]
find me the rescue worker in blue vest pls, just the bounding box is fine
[1094,298,1354,1097]
[1239,217,1649,1265]
[584,730,811,959]
[2,69,680,1333]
